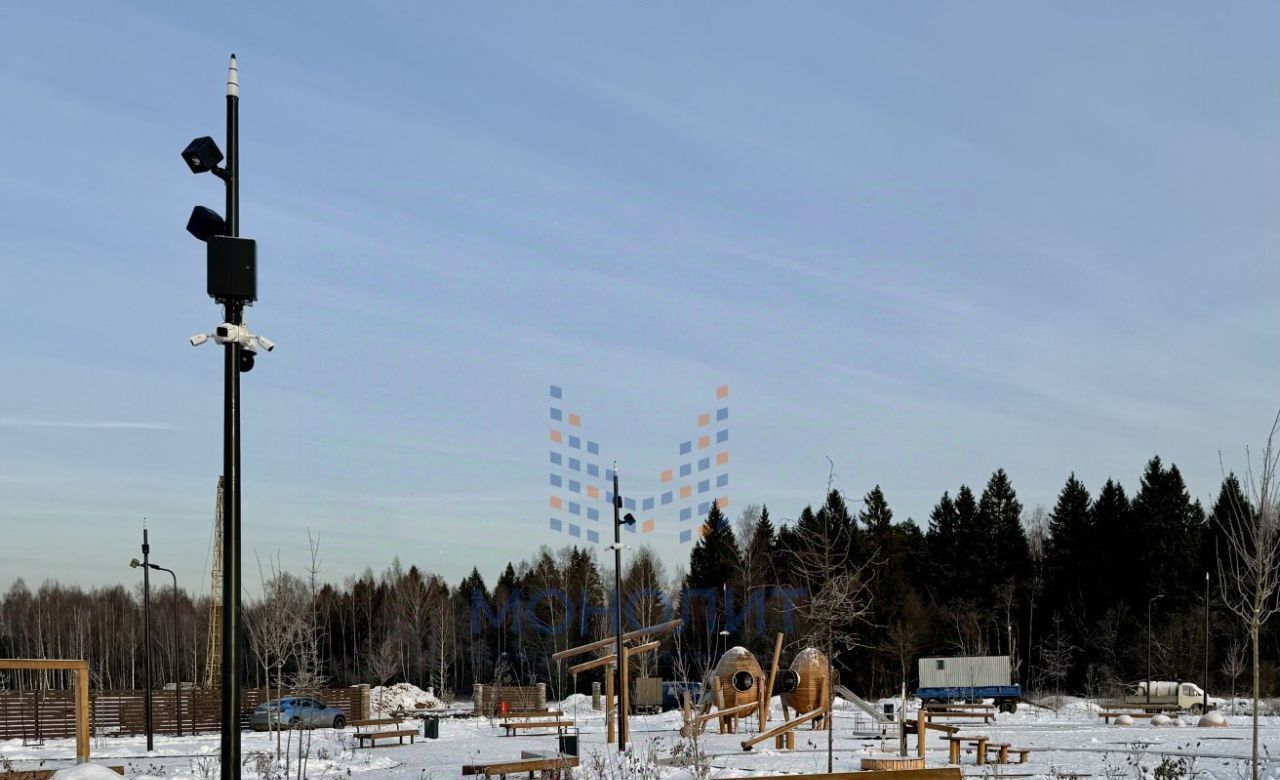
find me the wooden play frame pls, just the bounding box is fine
[552,618,681,747]
[0,659,90,764]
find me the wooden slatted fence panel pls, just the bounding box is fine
[0,688,369,740]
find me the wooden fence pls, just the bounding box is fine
[0,688,369,740]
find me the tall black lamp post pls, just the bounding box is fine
[610,467,636,753]
[131,529,154,751]
[182,55,270,780]
[1147,593,1164,704]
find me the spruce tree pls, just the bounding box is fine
[1044,474,1094,619]
[978,469,1030,602]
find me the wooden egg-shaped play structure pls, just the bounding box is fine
[714,646,764,708]
[783,647,829,714]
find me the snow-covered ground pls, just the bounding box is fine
[6,696,1280,779]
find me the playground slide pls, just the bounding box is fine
[833,684,892,724]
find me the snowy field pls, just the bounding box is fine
[5,696,1280,779]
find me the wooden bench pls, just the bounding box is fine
[462,752,579,779]
[505,709,564,718]
[1100,711,1156,723]
[983,742,1012,764]
[1011,748,1032,764]
[927,711,994,723]
[964,737,990,764]
[351,717,417,747]
[499,719,574,736]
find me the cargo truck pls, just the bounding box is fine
[917,656,1021,713]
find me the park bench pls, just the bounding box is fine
[462,751,579,779]
[1100,711,1156,724]
[351,717,417,747]
[504,709,564,718]
[927,710,994,723]
[499,719,574,736]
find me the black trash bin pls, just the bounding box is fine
[557,729,578,756]
[422,716,440,739]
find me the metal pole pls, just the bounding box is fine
[142,528,153,751]
[1204,572,1210,713]
[612,468,624,753]
[219,53,243,780]
[1147,598,1152,705]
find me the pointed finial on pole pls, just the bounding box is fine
[226,53,239,98]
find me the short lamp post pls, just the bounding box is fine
[1147,593,1164,704]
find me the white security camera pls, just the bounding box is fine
[250,335,275,352]
[214,323,248,345]
[189,333,210,347]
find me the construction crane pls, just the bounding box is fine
[202,476,224,689]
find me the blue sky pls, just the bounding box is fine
[1,3,1277,591]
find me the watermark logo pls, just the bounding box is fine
[547,385,730,545]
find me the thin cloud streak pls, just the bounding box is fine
[0,418,184,431]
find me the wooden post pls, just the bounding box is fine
[619,648,629,747]
[605,666,615,744]
[74,662,89,764]
[917,709,928,758]
[715,683,726,734]
[756,675,766,732]
[762,632,783,731]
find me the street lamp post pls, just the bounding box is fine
[132,529,154,751]
[1147,593,1164,705]
[610,467,636,753]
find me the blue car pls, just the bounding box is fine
[250,697,347,731]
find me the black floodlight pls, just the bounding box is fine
[187,206,227,242]
[182,136,224,174]
[622,512,637,526]
[207,235,257,302]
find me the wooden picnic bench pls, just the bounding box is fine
[462,751,579,779]
[351,717,417,747]
[499,719,574,736]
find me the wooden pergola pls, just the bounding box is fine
[0,659,90,764]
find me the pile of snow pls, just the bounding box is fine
[1114,714,1135,726]
[53,765,128,780]
[1199,710,1229,727]
[559,693,595,710]
[370,682,443,715]
[1150,714,1173,727]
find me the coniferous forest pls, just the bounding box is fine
[1,456,1274,703]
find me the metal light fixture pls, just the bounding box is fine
[186,206,227,243]
[182,136,225,175]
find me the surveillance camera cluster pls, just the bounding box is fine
[189,321,275,372]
